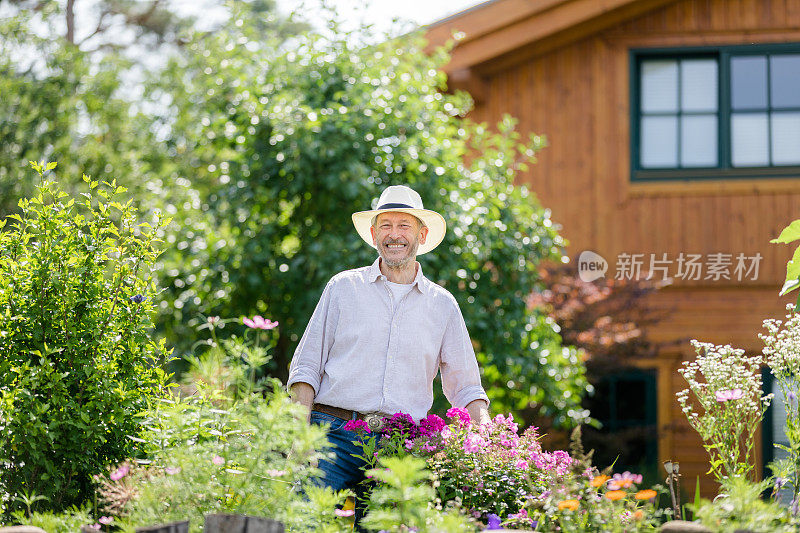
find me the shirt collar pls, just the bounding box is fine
[368,257,428,294]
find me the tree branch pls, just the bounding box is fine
[76,9,109,48]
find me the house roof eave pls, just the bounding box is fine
[425,0,681,75]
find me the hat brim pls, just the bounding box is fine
[352,208,446,255]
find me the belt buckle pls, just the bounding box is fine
[363,413,385,432]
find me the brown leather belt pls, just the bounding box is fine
[312,403,386,432]
[312,403,362,420]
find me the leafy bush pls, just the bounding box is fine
[692,477,796,532]
[362,456,473,532]
[0,162,171,513]
[8,506,94,533]
[102,387,349,533]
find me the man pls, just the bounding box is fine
[287,184,489,518]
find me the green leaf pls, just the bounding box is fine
[771,219,800,244]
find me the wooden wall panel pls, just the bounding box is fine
[459,0,800,497]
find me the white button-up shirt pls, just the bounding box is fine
[287,257,489,421]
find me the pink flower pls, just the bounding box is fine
[265,469,287,477]
[715,388,744,402]
[164,466,181,475]
[87,525,101,531]
[419,414,446,436]
[343,419,371,433]
[441,427,453,441]
[212,455,225,465]
[243,315,279,330]
[335,508,355,517]
[608,471,643,490]
[109,465,129,481]
[446,407,471,426]
[98,517,113,525]
[463,432,486,453]
[515,459,529,470]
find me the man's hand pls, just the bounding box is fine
[465,399,490,425]
[289,382,315,423]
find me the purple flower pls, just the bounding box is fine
[789,391,797,403]
[715,388,744,402]
[98,517,113,525]
[212,455,225,465]
[87,524,101,531]
[129,294,146,304]
[381,412,419,438]
[164,466,181,475]
[343,419,371,433]
[486,513,502,529]
[243,315,279,330]
[109,465,129,481]
[335,508,355,517]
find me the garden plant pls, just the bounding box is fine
[672,217,800,531]
[0,163,171,514]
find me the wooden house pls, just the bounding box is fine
[426,0,800,496]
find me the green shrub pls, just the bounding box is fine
[7,506,94,533]
[0,162,171,513]
[110,387,348,533]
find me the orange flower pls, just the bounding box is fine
[558,499,580,511]
[605,490,626,501]
[633,509,644,520]
[635,489,658,501]
[591,475,610,488]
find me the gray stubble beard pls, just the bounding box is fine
[378,238,420,269]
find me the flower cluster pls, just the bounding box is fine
[540,466,664,532]
[761,304,800,509]
[343,419,371,433]
[676,340,773,481]
[348,409,665,530]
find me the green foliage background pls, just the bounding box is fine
[0,2,589,428]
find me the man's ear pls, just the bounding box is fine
[419,225,429,244]
[370,225,377,246]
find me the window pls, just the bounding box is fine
[631,44,800,181]
[582,369,658,482]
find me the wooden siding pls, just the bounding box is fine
[458,0,800,496]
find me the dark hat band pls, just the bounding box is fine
[377,202,414,210]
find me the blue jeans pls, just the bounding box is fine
[310,410,379,528]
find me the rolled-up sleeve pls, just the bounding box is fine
[287,280,338,394]
[439,302,489,409]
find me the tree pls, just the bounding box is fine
[148,9,590,427]
[0,10,172,216]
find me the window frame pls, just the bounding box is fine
[630,43,800,182]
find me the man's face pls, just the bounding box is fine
[370,212,428,268]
